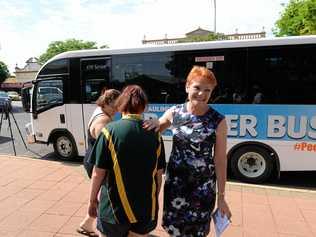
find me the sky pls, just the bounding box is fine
[0,0,289,73]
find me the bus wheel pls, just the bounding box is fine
[230,146,273,183]
[53,133,77,160]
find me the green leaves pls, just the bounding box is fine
[38,39,102,64]
[0,61,10,84]
[273,0,316,36]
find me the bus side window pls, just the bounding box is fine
[81,58,110,103]
[36,79,63,111]
[84,78,106,102]
[111,53,186,104]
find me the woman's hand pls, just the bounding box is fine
[142,118,160,132]
[88,199,99,218]
[217,196,232,220]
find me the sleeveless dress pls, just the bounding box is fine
[162,103,224,237]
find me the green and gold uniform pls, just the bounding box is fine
[90,114,166,227]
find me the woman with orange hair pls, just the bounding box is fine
[145,66,231,236]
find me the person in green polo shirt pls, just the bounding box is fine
[88,85,166,237]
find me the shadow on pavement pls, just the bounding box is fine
[229,171,316,190]
[36,152,83,167]
[271,171,316,189]
[0,136,12,144]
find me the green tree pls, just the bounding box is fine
[0,61,10,84]
[273,0,316,36]
[38,39,100,63]
[178,32,227,43]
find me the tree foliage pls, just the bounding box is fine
[0,61,10,84]
[273,0,316,36]
[38,39,102,63]
[178,32,227,43]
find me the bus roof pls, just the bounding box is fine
[49,35,316,63]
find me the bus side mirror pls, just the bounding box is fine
[21,87,31,112]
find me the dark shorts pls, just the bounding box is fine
[97,218,157,237]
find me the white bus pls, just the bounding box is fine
[22,36,316,183]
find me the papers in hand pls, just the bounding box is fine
[212,208,230,237]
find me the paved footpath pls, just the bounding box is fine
[0,155,316,237]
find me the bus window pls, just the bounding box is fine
[247,44,316,104]
[111,53,184,103]
[85,78,106,102]
[39,59,69,75]
[173,48,248,104]
[81,58,110,102]
[36,80,63,111]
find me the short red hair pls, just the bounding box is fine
[186,66,217,87]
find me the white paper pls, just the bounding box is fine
[212,208,230,237]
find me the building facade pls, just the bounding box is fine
[142,27,266,45]
[14,57,42,83]
[1,57,41,91]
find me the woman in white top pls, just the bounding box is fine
[78,89,120,237]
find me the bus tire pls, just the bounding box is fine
[53,133,78,160]
[230,145,274,183]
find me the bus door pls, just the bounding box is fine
[32,78,66,143]
[80,57,111,150]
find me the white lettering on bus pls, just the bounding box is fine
[267,115,287,138]
[86,64,107,71]
[226,115,238,136]
[309,116,316,139]
[226,115,257,137]
[240,115,257,137]
[288,116,307,139]
[147,106,170,112]
[144,111,316,140]
[267,115,316,139]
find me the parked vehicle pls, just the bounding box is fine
[21,36,316,184]
[0,91,12,112]
[7,91,20,101]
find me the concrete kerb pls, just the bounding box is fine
[0,154,35,160]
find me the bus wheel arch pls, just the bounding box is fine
[228,142,280,183]
[49,129,78,160]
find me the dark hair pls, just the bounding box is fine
[96,89,121,107]
[115,85,148,114]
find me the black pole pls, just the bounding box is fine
[9,110,28,149]
[6,109,16,156]
[0,110,3,134]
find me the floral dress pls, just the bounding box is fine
[162,103,224,237]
